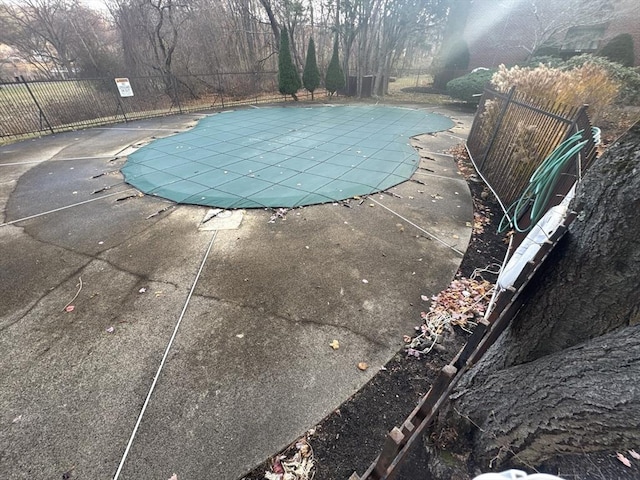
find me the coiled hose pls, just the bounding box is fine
[498,131,588,233]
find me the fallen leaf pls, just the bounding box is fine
[272,457,284,474]
[329,340,340,350]
[357,362,368,371]
[629,450,640,460]
[617,452,631,467]
[298,441,311,457]
[65,305,75,312]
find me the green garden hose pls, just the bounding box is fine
[499,131,588,233]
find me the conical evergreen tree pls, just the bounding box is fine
[302,38,321,100]
[325,36,345,97]
[278,27,301,100]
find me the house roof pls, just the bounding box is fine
[464,0,640,68]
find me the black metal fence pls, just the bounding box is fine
[467,86,597,207]
[0,72,327,143]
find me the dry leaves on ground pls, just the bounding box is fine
[264,439,315,480]
[406,277,494,358]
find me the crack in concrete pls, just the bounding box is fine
[0,254,182,335]
[0,261,92,334]
[1,211,188,334]
[194,292,387,347]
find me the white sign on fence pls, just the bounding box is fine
[115,78,134,97]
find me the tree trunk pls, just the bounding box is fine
[258,0,280,50]
[468,123,640,382]
[451,324,640,468]
[446,121,640,470]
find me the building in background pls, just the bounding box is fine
[463,0,640,69]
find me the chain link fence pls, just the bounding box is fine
[0,72,327,143]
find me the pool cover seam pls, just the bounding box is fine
[113,230,218,480]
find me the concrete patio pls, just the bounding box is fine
[0,104,474,480]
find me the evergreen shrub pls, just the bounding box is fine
[278,28,301,100]
[302,38,321,99]
[325,38,345,96]
[446,69,495,104]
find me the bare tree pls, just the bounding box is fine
[525,0,616,55]
[110,0,192,93]
[464,0,640,63]
[372,0,448,95]
[258,0,281,49]
[0,0,78,78]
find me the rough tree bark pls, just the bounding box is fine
[451,324,640,467]
[446,121,640,470]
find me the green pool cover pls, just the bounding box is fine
[122,105,454,208]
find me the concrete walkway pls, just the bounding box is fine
[0,104,474,480]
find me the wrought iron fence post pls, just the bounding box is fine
[21,76,54,134]
[480,86,516,170]
[217,73,225,108]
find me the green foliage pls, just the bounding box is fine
[278,27,301,100]
[302,37,321,99]
[564,54,640,105]
[532,44,561,58]
[525,56,566,69]
[597,33,635,67]
[325,37,345,96]
[446,69,495,103]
